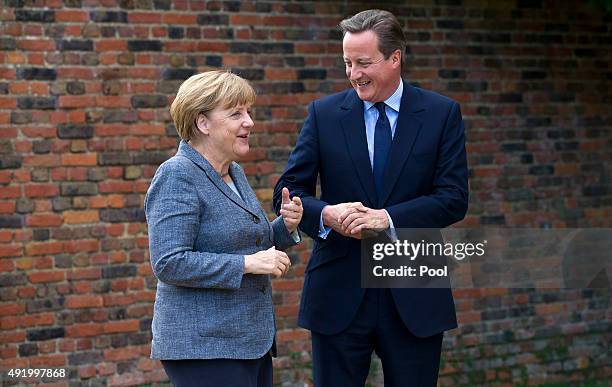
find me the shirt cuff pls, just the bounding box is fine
[290,229,301,243]
[383,209,398,241]
[318,209,332,239]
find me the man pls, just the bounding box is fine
[273,9,468,386]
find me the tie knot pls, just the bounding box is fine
[374,102,386,115]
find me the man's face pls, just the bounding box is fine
[342,30,401,103]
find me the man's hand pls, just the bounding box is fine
[322,202,365,239]
[280,187,303,233]
[338,203,390,236]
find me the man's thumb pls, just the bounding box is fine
[282,187,290,204]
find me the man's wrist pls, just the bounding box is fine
[321,205,332,226]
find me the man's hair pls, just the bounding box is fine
[339,9,407,69]
[170,70,256,141]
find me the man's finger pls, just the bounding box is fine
[345,217,367,234]
[341,212,360,230]
[282,203,299,212]
[338,207,360,224]
[282,187,290,205]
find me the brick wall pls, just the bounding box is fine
[0,0,610,386]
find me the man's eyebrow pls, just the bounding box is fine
[343,57,373,62]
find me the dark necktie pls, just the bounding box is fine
[373,102,392,194]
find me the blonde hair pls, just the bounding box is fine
[170,70,256,141]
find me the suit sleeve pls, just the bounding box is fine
[270,216,299,251]
[273,101,328,239]
[145,163,244,289]
[386,101,469,228]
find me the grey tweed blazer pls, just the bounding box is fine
[144,140,297,360]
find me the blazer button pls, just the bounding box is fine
[255,237,262,246]
[253,215,260,224]
[260,285,266,293]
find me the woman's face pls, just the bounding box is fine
[198,104,254,162]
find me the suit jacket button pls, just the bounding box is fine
[260,285,266,293]
[255,237,262,246]
[253,215,260,224]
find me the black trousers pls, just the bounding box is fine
[161,353,272,387]
[311,289,443,387]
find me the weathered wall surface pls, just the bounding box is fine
[0,0,610,385]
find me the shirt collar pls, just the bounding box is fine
[363,79,403,113]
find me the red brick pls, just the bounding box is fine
[63,240,99,254]
[103,320,139,334]
[0,201,15,217]
[128,12,162,23]
[0,316,18,329]
[0,186,21,199]
[21,126,56,138]
[162,13,197,24]
[55,10,89,22]
[61,153,98,166]
[0,346,17,359]
[22,154,60,167]
[57,67,93,79]
[26,214,63,227]
[63,210,100,224]
[25,241,63,256]
[0,97,16,109]
[79,364,97,379]
[130,123,165,136]
[1,358,28,368]
[58,96,95,108]
[103,294,134,306]
[28,270,65,283]
[16,39,55,51]
[66,295,103,309]
[19,313,55,328]
[272,279,303,291]
[95,39,127,51]
[66,323,104,337]
[0,331,26,344]
[104,347,143,361]
[0,303,25,317]
[276,329,309,342]
[0,259,14,272]
[24,184,60,198]
[95,96,131,108]
[98,181,134,193]
[230,14,263,25]
[536,303,565,315]
[29,354,66,367]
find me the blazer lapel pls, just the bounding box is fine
[378,82,425,207]
[176,141,259,218]
[230,163,264,218]
[339,91,377,207]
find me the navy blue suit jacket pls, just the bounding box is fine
[273,81,468,337]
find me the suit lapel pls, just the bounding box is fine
[339,91,377,207]
[177,141,259,218]
[231,164,263,217]
[378,82,425,207]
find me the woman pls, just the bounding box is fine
[145,70,303,387]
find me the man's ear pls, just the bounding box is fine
[195,113,209,136]
[391,49,401,68]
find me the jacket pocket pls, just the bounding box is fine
[306,238,349,272]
